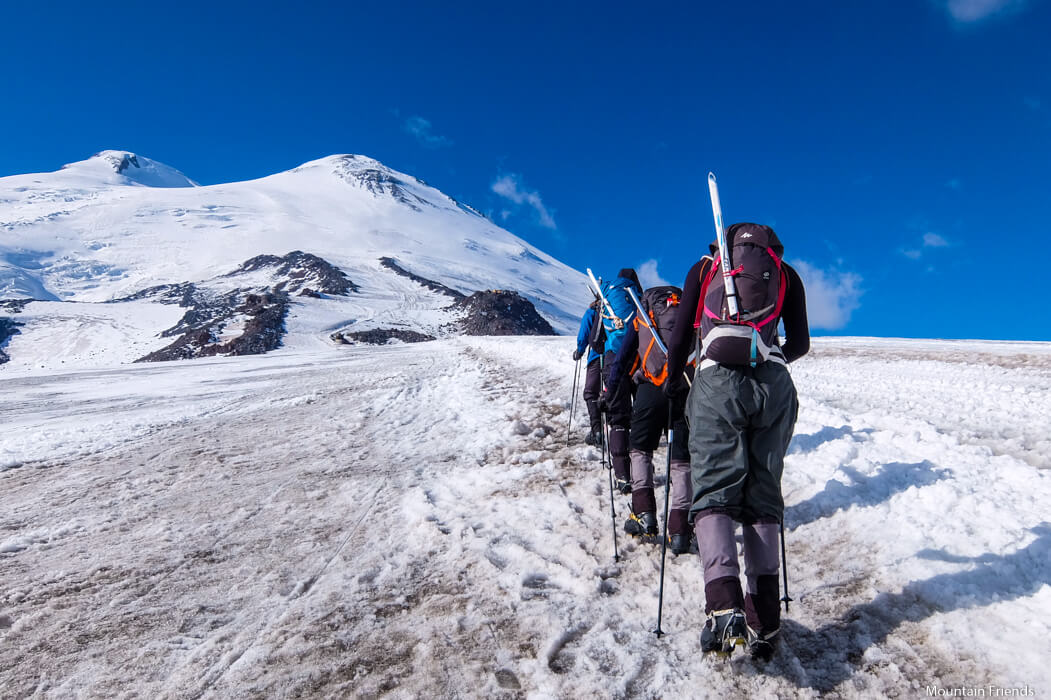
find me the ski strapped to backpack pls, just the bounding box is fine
[586,268,623,330]
[586,267,638,333]
[708,173,739,318]
[626,285,689,387]
[582,283,607,356]
[699,174,788,368]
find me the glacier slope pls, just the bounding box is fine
[1,337,1050,697]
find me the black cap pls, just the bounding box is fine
[617,268,640,286]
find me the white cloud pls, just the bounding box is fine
[403,116,452,149]
[900,231,952,260]
[491,174,556,229]
[923,232,949,247]
[791,260,863,331]
[637,259,670,289]
[943,0,1023,22]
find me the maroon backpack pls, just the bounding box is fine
[694,223,787,367]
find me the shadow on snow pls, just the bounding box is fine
[769,523,1051,692]
[785,461,951,531]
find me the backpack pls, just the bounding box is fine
[633,285,681,386]
[587,301,606,356]
[694,223,787,367]
[600,276,641,354]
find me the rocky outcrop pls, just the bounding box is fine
[110,282,197,306]
[379,257,465,300]
[448,290,555,336]
[106,152,140,174]
[137,292,289,362]
[0,317,22,364]
[331,328,436,345]
[132,251,355,363]
[226,251,359,295]
[1,299,34,314]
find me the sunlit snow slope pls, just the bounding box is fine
[1,336,1049,698]
[1,151,590,369]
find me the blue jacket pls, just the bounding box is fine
[600,276,643,356]
[575,307,602,363]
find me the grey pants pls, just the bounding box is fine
[695,513,782,630]
[686,362,798,625]
[686,362,798,523]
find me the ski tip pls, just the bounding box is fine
[708,172,717,183]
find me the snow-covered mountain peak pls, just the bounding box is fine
[61,150,198,188]
[285,154,440,210]
[1,149,592,369]
[288,153,390,178]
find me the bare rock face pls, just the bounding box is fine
[137,292,289,362]
[1,300,34,314]
[379,257,465,299]
[0,317,22,364]
[227,251,359,295]
[107,152,140,174]
[331,328,436,345]
[202,293,289,357]
[132,251,358,363]
[449,290,555,336]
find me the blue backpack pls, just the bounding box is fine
[600,276,641,355]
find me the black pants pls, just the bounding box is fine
[601,351,635,485]
[600,351,634,428]
[582,358,602,433]
[629,382,689,458]
[628,381,690,522]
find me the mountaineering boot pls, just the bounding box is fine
[699,609,748,654]
[746,626,779,662]
[624,511,658,537]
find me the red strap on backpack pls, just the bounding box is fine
[694,257,720,329]
[693,251,788,329]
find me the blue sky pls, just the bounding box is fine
[2,1,1049,339]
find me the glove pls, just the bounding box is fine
[572,349,583,361]
[596,389,610,414]
[663,374,688,402]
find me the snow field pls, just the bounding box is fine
[0,336,1049,698]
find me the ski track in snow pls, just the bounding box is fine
[1,337,1050,698]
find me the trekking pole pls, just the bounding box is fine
[598,354,619,563]
[604,411,620,563]
[567,355,581,446]
[780,519,792,612]
[653,402,673,638]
